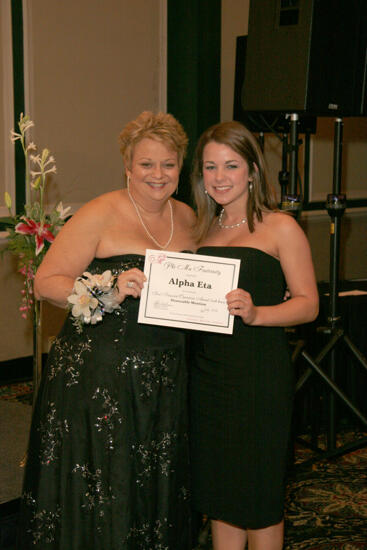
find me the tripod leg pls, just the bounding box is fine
[328,348,337,450]
[295,328,343,392]
[301,349,367,428]
[343,334,367,371]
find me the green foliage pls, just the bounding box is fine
[2,113,70,319]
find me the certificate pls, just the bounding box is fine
[138,249,241,334]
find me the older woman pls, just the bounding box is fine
[18,111,196,549]
[189,121,319,550]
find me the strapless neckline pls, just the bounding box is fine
[93,253,145,262]
[197,246,280,263]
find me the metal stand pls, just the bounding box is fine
[278,133,289,204]
[295,118,367,462]
[281,113,302,216]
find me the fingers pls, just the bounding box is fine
[226,288,251,310]
[227,299,249,317]
[226,288,256,324]
[116,268,147,301]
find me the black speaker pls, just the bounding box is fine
[241,0,367,117]
[234,35,317,134]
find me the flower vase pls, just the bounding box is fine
[32,299,42,407]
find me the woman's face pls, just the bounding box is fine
[202,141,251,208]
[127,138,180,203]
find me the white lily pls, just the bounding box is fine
[10,130,22,143]
[82,270,114,292]
[90,310,103,324]
[67,280,98,320]
[56,202,72,220]
[30,165,57,177]
[26,142,37,152]
[18,114,34,133]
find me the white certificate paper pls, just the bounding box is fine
[138,250,241,334]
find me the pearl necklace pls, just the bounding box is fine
[218,208,247,229]
[127,187,174,249]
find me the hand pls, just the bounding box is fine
[115,268,146,301]
[283,288,291,301]
[226,288,257,325]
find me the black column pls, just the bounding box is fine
[11,0,26,214]
[167,0,221,206]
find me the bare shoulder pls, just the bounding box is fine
[264,210,304,237]
[68,190,123,226]
[76,190,123,214]
[172,198,196,224]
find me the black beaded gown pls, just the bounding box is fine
[189,247,294,530]
[18,255,191,550]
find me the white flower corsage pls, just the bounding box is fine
[67,270,120,332]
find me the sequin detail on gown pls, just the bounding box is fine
[18,255,191,549]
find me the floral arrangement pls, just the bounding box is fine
[3,113,70,319]
[67,270,121,332]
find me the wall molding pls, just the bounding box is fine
[301,206,367,219]
[158,0,167,112]
[1,0,16,218]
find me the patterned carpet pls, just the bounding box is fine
[1,383,367,548]
[285,437,367,549]
[194,433,367,549]
[196,430,367,550]
[0,382,32,405]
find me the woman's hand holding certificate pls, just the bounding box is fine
[138,250,241,334]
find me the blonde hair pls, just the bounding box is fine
[191,121,278,242]
[118,111,188,182]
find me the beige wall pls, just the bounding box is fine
[0,0,165,361]
[24,0,165,209]
[1,0,366,361]
[0,0,15,217]
[300,210,367,282]
[221,0,250,122]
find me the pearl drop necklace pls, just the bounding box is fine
[218,208,247,229]
[127,187,174,249]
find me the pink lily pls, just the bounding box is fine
[15,217,55,255]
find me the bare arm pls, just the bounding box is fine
[35,194,148,309]
[34,198,106,307]
[227,215,319,327]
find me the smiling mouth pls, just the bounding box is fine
[146,182,167,188]
[214,185,231,192]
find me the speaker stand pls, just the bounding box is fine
[294,118,367,465]
[281,113,302,216]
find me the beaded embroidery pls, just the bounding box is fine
[124,517,171,549]
[20,256,190,547]
[72,463,116,515]
[47,336,92,386]
[133,432,177,486]
[179,485,190,501]
[92,387,124,451]
[21,492,61,545]
[38,402,70,465]
[117,349,177,398]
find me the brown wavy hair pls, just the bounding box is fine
[118,111,188,185]
[191,120,278,242]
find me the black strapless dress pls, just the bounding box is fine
[189,247,294,529]
[18,255,191,549]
